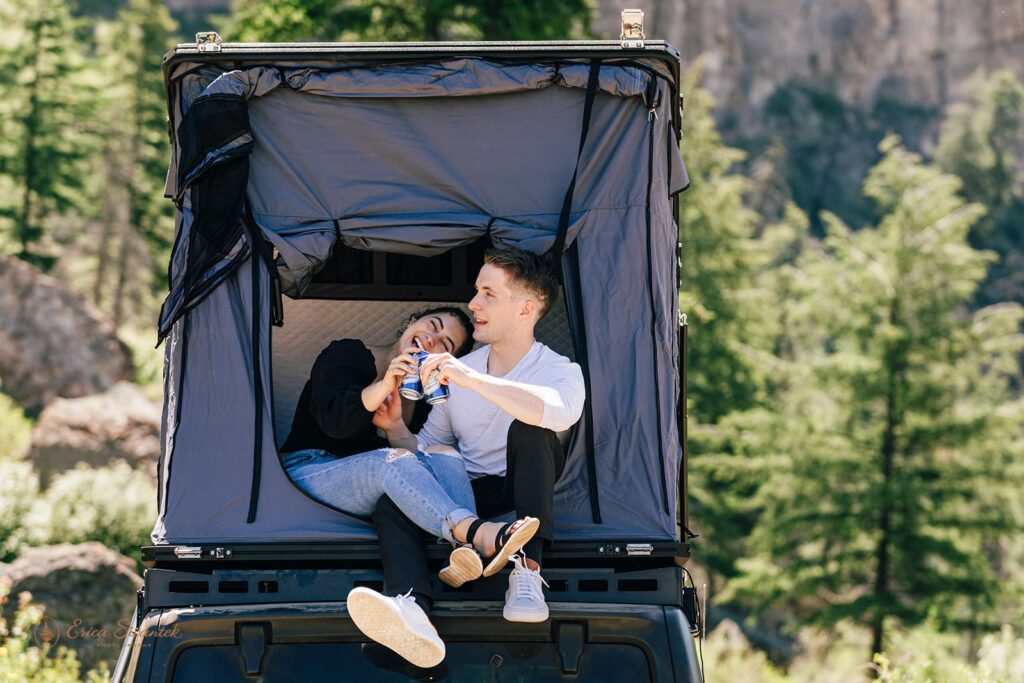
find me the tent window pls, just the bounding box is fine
[304,238,490,301]
[386,252,452,286]
[310,244,373,285]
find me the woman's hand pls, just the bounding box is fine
[372,387,404,432]
[381,347,422,393]
[362,346,420,411]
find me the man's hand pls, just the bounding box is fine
[419,353,481,389]
[372,387,403,432]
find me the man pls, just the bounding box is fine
[347,246,585,668]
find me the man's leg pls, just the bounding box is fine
[347,495,449,669]
[371,446,478,610]
[478,420,563,624]
[504,420,566,567]
[373,495,433,612]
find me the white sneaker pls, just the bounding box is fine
[503,554,550,623]
[346,587,445,668]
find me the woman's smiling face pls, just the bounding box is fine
[398,312,468,355]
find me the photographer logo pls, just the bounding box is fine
[34,617,62,648]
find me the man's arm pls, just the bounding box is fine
[421,353,584,431]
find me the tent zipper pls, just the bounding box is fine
[645,102,670,516]
[158,313,190,520]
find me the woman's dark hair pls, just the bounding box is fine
[398,306,475,357]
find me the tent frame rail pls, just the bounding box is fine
[142,540,690,569]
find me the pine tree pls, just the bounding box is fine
[220,0,592,42]
[87,0,177,326]
[676,61,773,582]
[935,70,1024,306]
[0,0,95,269]
[677,61,764,424]
[728,136,1024,661]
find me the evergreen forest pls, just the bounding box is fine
[0,1,1021,680]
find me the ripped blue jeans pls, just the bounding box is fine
[281,447,476,542]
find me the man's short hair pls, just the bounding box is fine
[484,246,559,319]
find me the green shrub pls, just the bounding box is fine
[118,327,164,401]
[976,626,1024,682]
[0,393,33,459]
[700,621,1024,683]
[27,462,156,562]
[0,460,39,561]
[701,622,788,683]
[0,580,109,682]
[874,624,1024,683]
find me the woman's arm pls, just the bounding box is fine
[360,346,420,412]
[307,340,377,440]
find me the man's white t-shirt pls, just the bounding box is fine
[416,341,585,478]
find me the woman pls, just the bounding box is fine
[279,306,537,589]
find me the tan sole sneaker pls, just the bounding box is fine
[346,587,445,668]
[439,545,483,588]
[482,517,540,577]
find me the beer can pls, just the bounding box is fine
[423,370,449,404]
[398,348,429,400]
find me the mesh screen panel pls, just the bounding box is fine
[271,295,573,444]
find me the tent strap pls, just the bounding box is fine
[550,59,602,283]
[565,243,602,524]
[243,204,277,524]
[552,59,602,524]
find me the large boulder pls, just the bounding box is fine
[26,382,161,488]
[0,252,133,414]
[0,542,143,674]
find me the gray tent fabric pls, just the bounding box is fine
[153,55,687,544]
[158,58,676,334]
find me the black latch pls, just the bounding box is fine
[237,623,270,677]
[135,588,146,629]
[682,586,701,635]
[556,621,586,676]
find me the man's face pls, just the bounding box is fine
[467,264,532,344]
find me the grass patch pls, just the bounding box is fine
[0,392,33,459]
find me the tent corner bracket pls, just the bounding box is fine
[196,31,222,53]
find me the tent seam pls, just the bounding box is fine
[248,204,656,222]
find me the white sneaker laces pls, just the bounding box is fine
[394,588,418,606]
[510,554,549,601]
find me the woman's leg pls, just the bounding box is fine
[286,448,474,541]
[417,446,477,516]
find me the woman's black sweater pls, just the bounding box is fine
[280,339,425,458]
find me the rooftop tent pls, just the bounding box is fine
[152,44,688,545]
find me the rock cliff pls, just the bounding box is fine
[0,253,133,414]
[595,0,1024,135]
